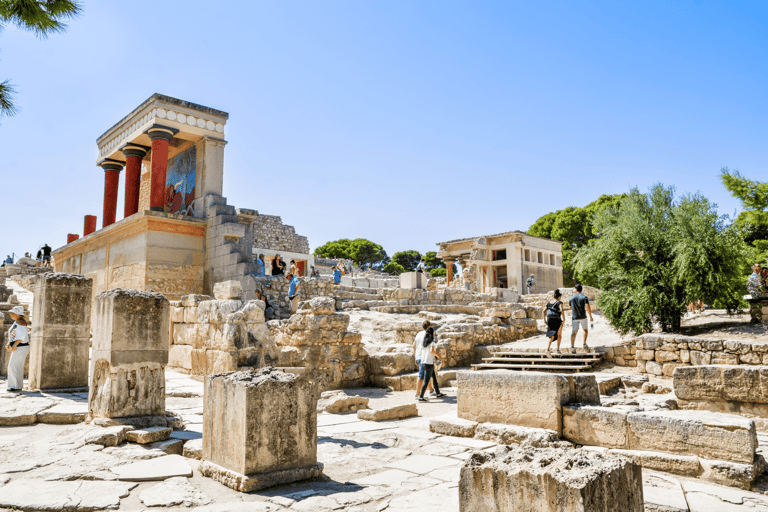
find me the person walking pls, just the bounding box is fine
[416,258,427,274]
[544,289,565,356]
[333,265,342,285]
[286,272,300,314]
[569,283,594,351]
[255,254,266,276]
[526,274,536,294]
[6,306,30,392]
[417,326,446,402]
[413,320,434,398]
[41,244,51,266]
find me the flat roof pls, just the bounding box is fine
[437,230,563,246]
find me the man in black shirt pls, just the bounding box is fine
[569,283,594,351]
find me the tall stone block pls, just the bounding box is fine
[200,368,323,491]
[400,272,426,290]
[29,273,92,390]
[88,289,170,419]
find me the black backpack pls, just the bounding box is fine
[546,300,561,317]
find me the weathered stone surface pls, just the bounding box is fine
[203,368,318,477]
[357,404,417,421]
[474,423,564,448]
[0,480,136,511]
[124,426,172,444]
[429,412,478,438]
[698,457,759,490]
[37,403,88,424]
[29,273,92,390]
[139,476,212,507]
[111,454,193,481]
[316,390,369,413]
[367,351,416,377]
[567,374,601,405]
[459,446,644,512]
[674,365,768,404]
[183,438,203,459]
[627,410,757,464]
[151,438,183,455]
[642,472,689,512]
[83,425,134,447]
[213,280,243,300]
[562,405,630,449]
[457,370,570,434]
[608,449,701,476]
[199,459,324,492]
[0,396,56,426]
[621,375,649,389]
[308,296,336,315]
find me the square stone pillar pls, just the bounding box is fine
[29,273,93,390]
[88,289,170,419]
[199,367,323,491]
[400,272,426,290]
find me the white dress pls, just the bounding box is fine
[7,322,30,390]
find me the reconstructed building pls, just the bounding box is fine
[437,231,563,294]
[53,94,313,300]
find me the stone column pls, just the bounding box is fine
[444,258,455,284]
[29,273,92,390]
[83,215,97,236]
[88,289,170,420]
[67,234,79,244]
[100,162,123,228]
[146,126,178,212]
[199,368,323,492]
[122,145,148,218]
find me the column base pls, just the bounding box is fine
[89,361,165,418]
[199,460,324,492]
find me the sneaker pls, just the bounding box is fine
[417,397,429,402]
[414,394,420,399]
[434,393,447,398]
[544,349,552,358]
[583,343,591,352]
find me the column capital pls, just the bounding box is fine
[121,143,150,159]
[145,125,179,142]
[100,160,124,173]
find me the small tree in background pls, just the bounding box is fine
[349,238,387,270]
[430,268,446,277]
[383,261,406,275]
[314,239,354,259]
[391,250,422,272]
[0,0,82,119]
[721,168,768,269]
[575,184,746,335]
[423,251,444,271]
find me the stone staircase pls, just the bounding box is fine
[472,351,603,373]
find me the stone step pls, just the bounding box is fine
[370,305,483,315]
[472,363,597,372]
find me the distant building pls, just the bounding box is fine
[437,231,563,294]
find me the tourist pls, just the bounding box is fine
[272,255,285,275]
[544,289,565,356]
[287,272,300,314]
[418,326,446,402]
[333,265,342,285]
[255,254,266,276]
[747,264,768,299]
[338,261,345,276]
[569,283,594,351]
[4,255,12,265]
[346,259,353,277]
[310,265,319,278]
[255,290,274,320]
[41,243,51,265]
[6,306,30,392]
[413,320,434,398]
[290,259,298,277]
[526,274,536,294]
[416,258,427,274]
[462,266,472,290]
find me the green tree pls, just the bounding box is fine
[391,250,422,272]
[423,251,444,270]
[314,239,354,259]
[383,261,406,275]
[0,0,82,119]
[429,268,446,277]
[349,238,387,270]
[721,168,768,254]
[574,184,746,335]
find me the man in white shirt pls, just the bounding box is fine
[413,320,434,398]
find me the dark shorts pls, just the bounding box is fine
[545,316,562,338]
[417,360,425,380]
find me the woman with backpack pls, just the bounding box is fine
[544,289,565,357]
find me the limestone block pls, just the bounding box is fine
[366,352,416,377]
[689,350,711,366]
[459,446,644,512]
[474,423,564,448]
[308,297,335,315]
[316,390,369,413]
[662,362,685,377]
[171,307,185,323]
[196,300,243,324]
[125,427,172,444]
[214,280,243,300]
[203,368,318,477]
[429,412,478,438]
[636,350,655,361]
[29,273,92,390]
[673,365,768,404]
[183,307,198,324]
[606,449,700,476]
[626,410,757,464]
[646,361,663,376]
[655,351,679,363]
[457,370,570,434]
[191,349,238,375]
[400,272,426,290]
[740,352,762,365]
[181,294,212,307]
[481,307,510,319]
[562,406,630,449]
[357,404,417,421]
[698,457,759,490]
[712,353,739,365]
[567,375,601,405]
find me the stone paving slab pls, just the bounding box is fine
[110,454,193,481]
[351,468,418,486]
[435,435,496,449]
[643,472,689,512]
[318,420,399,435]
[0,479,137,510]
[386,454,461,475]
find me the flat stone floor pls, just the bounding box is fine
[0,370,767,511]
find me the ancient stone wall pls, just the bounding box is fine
[252,214,309,254]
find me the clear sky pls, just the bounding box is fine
[1,1,765,260]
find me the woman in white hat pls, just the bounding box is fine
[6,305,30,391]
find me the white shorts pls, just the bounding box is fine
[572,318,589,332]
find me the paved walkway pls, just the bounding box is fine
[0,370,765,510]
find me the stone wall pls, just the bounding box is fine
[628,333,768,377]
[252,214,309,254]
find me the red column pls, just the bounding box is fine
[122,145,147,218]
[147,127,177,212]
[100,162,123,228]
[67,234,79,244]
[84,215,97,236]
[445,259,455,284]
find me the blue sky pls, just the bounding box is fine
[1,0,765,259]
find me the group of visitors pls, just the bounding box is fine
[413,320,447,402]
[544,283,594,356]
